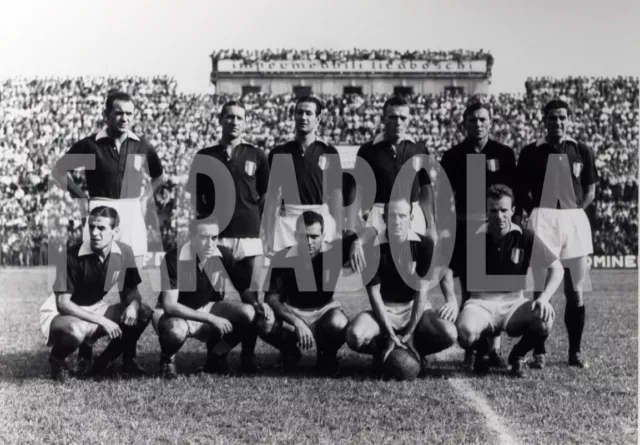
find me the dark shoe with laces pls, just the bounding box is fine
[487,350,509,369]
[122,359,149,378]
[510,356,527,378]
[75,355,94,379]
[49,355,71,383]
[568,353,589,369]
[528,353,546,370]
[160,360,178,380]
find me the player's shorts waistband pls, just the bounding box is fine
[468,290,524,301]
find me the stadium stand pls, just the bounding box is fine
[0,74,637,265]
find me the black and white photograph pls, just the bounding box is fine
[0,0,637,444]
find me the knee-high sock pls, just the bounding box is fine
[565,303,585,356]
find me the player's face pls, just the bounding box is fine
[295,102,319,135]
[544,108,570,140]
[220,106,246,140]
[487,196,514,232]
[192,223,220,259]
[384,200,412,240]
[299,222,324,257]
[88,216,118,252]
[105,100,134,136]
[465,108,491,141]
[383,105,410,141]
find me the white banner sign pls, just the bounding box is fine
[217,59,487,74]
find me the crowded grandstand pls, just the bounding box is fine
[0,49,637,265]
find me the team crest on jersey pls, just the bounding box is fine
[412,156,423,172]
[572,162,583,178]
[511,248,523,264]
[318,155,328,170]
[245,160,257,176]
[133,155,143,171]
[111,271,120,286]
[487,159,500,172]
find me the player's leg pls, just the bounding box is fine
[414,309,458,356]
[156,314,189,379]
[529,265,550,369]
[345,311,388,375]
[313,308,349,375]
[203,300,256,372]
[505,299,555,378]
[563,256,589,368]
[455,302,495,374]
[236,254,261,372]
[255,315,303,371]
[48,315,89,382]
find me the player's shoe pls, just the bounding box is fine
[568,353,589,369]
[280,349,302,373]
[510,356,527,378]
[122,359,149,378]
[202,354,234,375]
[316,350,339,377]
[49,355,71,383]
[473,354,490,375]
[528,353,546,370]
[160,360,178,380]
[487,350,509,369]
[239,354,260,373]
[462,349,475,372]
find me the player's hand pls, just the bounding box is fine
[208,315,233,335]
[349,241,366,273]
[532,300,555,323]
[401,334,420,362]
[438,302,459,323]
[294,321,315,350]
[120,304,138,327]
[255,303,274,322]
[101,318,122,340]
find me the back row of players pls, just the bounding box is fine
[43,93,597,381]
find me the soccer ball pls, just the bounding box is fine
[383,348,421,381]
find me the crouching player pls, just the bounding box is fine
[345,197,458,375]
[153,218,271,379]
[257,211,376,376]
[456,185,564,377]
[40,206,153,382]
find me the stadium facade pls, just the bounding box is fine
[211,58,491,96]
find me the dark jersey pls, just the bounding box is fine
[159,242,250,310]
[56,129,163,199]
[268,235,356,309]
[53,241,141,306]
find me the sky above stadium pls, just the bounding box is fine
[1,0,638,94]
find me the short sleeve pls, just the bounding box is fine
[144,140,164,179]
[121,244,142,289]
[255,149,270,195]
[579,143,598,187]
[222,250,250,294]
[55,140,92,174]
[415,237,434,277]
[160,250,178,290]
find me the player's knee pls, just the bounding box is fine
[439,320,458,346]
[530,317,553,337]
[137,304,154,325]
[238,303,256,325]
[160,318,188,342]
[456,323,479,348]
[345,322,369,350]
[323,309,349,333]
[255,314,275,336]
[51,321,85,346]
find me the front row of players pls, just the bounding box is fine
[41,185,563,382]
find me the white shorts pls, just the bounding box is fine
[528,208,593,260]
[39,293,110,346]
[84,197,148,257]
[283,300,342,331]
[366,202,427,235]
[218,237,263,261]
[376,300,431,332]
[152,302,216,342]
[272,204,337,253]
[463,296,528,332]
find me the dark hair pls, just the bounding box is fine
[189,217,220,237]
[543,99,571,119]
[463,101,492,121]
[383,196,412,217]
[382,96,410,115]
[89,206,119,229]
[487,184,515,203]
[295,95,323,116]
[219,100,246,120]
[298,211,324,233]
[105,91,134,113]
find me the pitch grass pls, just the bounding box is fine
[0,268,636,445]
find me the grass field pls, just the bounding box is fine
[0,267,636,445]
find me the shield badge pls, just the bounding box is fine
[412,156,423,172]
[133,155,143,171]
[511,248,523,264]
[318,155,328,170]
[487,159,500,172]
[245,160,257,176]
[111,271,120,286]
[572,162,583,179]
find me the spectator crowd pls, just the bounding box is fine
[0,72,637,265]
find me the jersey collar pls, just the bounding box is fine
[373,133,415,146]
[374,229,421,246]
[78,240,122,257]
[475,222,523,235]
[285,241,332,258]
[535,136,577,147]
[95,127,141,142]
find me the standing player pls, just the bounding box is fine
[39,207,153,382]
[439,102,517,370]
[153,218,261,379]
[345,197,458,374]
[264,95,342,255]
[349,95,436,241]
[515,99,597,369]
[258,211,376,376]
[52,90,165,369]
[186,100,271,372]
[456,185,564,377]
